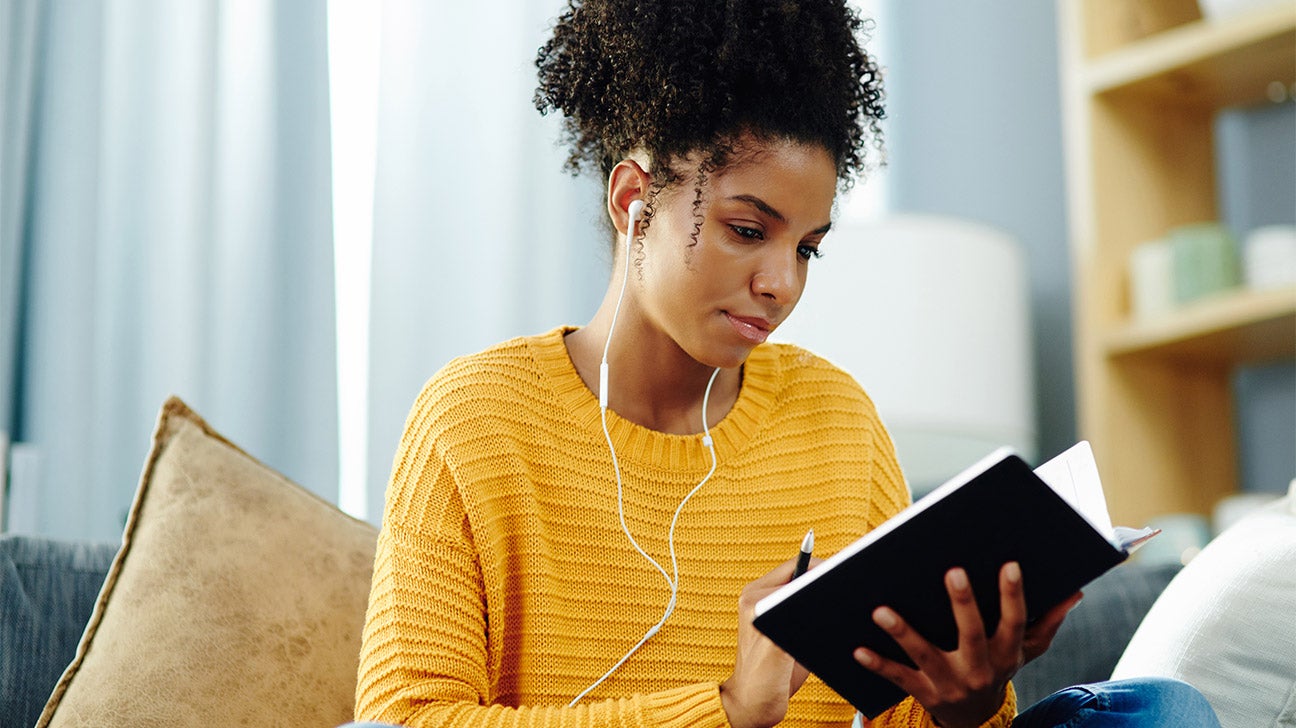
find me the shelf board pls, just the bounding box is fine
[1086,3,1296,108]
[1105,285,1296,363]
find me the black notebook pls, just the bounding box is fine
[752,442,1156,719]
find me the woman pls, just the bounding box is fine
[353,1,1219,726]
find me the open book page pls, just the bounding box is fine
[1032,441,1114,540]
[1032,441,1157,551]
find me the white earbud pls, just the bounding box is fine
[600,198,645,410]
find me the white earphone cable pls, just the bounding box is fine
[570,201,723,706]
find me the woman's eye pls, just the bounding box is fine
[730,225,764,240]
[798,245,823,261]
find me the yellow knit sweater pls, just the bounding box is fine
[355,327,1015,728]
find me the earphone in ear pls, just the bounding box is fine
[599,197,644,410]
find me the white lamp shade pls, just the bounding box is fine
[775,214,1036,493]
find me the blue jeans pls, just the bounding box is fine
[340,677,1221,727]
[1013,677,1220,727]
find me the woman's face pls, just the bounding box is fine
[632,138,838,370]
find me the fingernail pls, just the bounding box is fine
[874,608,897,629]
[855,648,877,667]
[1006,562,1021,583]
[949,568,969,590]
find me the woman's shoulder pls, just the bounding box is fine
[409,328,568,427]
[757,340,878,411]
[430,332,543,381]
[433,326,572,383]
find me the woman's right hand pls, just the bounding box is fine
[721,558,818,728]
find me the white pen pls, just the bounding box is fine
[793,528,814,578]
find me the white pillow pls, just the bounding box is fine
[1112,486,1296,728]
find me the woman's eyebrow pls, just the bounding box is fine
[728,194,785,222]
[727,194,832,235]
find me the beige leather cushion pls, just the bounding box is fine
[37,397,379,728]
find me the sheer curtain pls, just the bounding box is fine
[0,1,38,448]
[362,0,608,521]
[1,0,337,541]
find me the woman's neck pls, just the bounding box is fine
[565,304,742,436]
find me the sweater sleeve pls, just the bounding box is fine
[865,683,1016,728]
[353,407,735,728]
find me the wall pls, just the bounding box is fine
[1218,103,1296,494]
[882,1,1075,461]
[882,2,1295,492]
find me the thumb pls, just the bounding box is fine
[789,660,810,696]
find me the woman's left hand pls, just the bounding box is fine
[852,562,1081,728]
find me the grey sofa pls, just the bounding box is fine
[1,536,117,727]
[1012,559,1181,704]
[0,531,1179,727]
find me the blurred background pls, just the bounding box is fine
[1,0,1292,550]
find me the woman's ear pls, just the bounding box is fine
[607,159,651,237]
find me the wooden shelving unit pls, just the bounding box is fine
[1105,285,1296,362]
[1058,0,1296,525]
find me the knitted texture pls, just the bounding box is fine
[355,327,1015,728]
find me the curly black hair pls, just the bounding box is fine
[534,0,885,197]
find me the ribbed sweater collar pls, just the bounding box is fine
[528,326,779,471]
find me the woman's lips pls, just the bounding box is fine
[725,312,773,343]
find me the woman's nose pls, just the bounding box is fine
[751,249,801,303]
